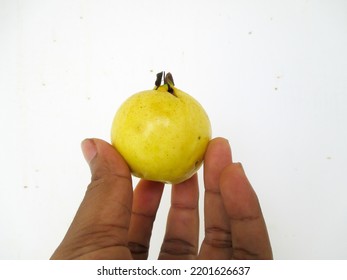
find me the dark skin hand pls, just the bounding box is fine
[51,137,273,260]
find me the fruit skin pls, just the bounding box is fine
[111,80,211,184]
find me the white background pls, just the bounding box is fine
[1,0,347,260]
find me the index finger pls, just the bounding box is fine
[128,179,164,260]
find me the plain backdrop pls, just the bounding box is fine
[1,0,347,260]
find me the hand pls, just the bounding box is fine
[50,137,272,259]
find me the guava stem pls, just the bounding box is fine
[164,72,175,86]
[164,72,175,94]
[155,71,164,88]
[155,71,175,94]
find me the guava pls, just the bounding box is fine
[111,72,211,184]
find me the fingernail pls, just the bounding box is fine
[81,139,97,164]
[234,162,247,176]
[234,162,243,170]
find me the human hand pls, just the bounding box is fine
[50,137,272,259]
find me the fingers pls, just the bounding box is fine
[159,174,199,260]
[198,137,233,259]
[51,138,133,259]
[220,163,273,259]
[128,179,164,259]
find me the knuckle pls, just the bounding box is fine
[232,247,261,260]
[204,226,232,248]
[160,238,197,257]
[128,241,149,257]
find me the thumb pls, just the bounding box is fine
[51,138,133,259]
[80,138,133,226]
[82,138,131,183]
